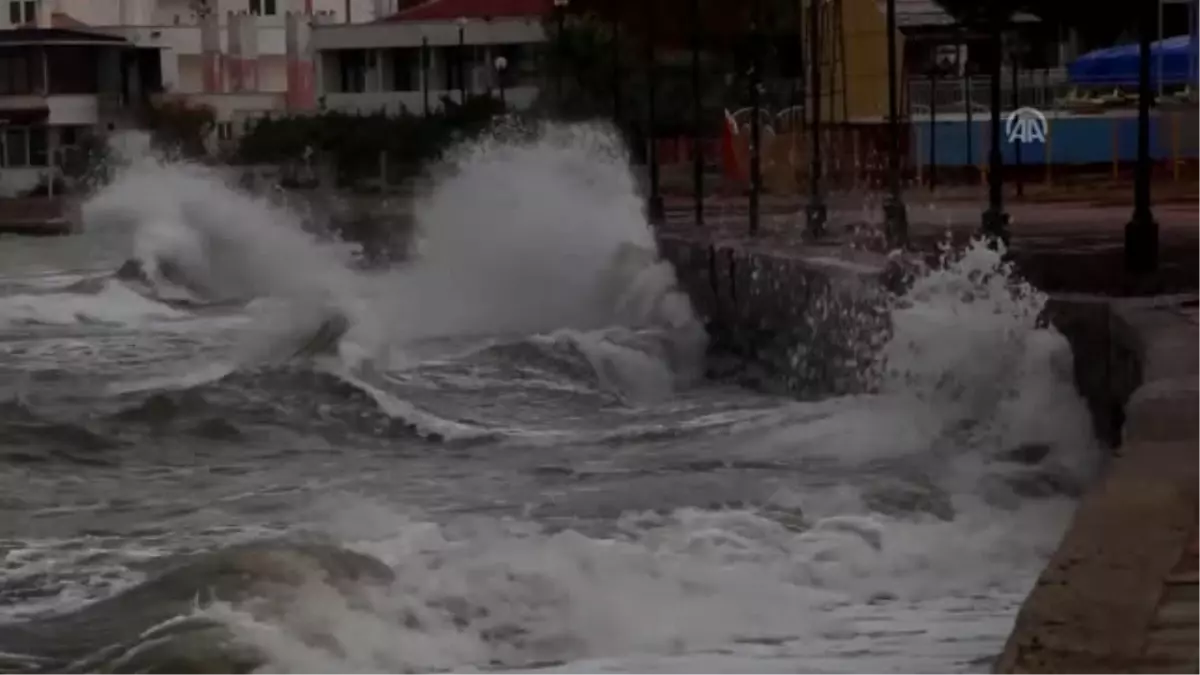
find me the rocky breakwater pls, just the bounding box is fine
[996,295,1199,673]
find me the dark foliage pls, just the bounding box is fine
[235,95,506,186]
[558,0,800,46]
[933,0,1137,48]
[143,98,217,158]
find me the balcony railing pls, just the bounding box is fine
[907,68,1072,116]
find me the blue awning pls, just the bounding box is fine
[1068,33,1199,87]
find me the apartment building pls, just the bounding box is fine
[0,0,552,195]
[313,0,551,115]
[0,0,398,194]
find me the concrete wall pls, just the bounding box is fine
[996,294,1198,672]
[839,0,905,122]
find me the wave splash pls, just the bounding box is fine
[0,124,1102,673]
[74,124,704,410]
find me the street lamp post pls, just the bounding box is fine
[646,2,663,224]
[883,0,907,248]
[1126,0,1159,275]
[421,33,430,116]
[749,0,762,236]
[553,0,569,111]
[981,18,1008,245]
[1010,40,1024,198]
[456,17,468,104]
[494,55,508,108]
[928,62,938,191]
[690,0,704,227]
[806,0,827,238]
[611,2,621,122]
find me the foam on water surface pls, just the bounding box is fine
[0,125,1100,674]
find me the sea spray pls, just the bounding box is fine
[0,121,1102,675]
[79,123,704,397]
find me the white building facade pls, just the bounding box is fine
[311,0,550,116]
[1,0,401,120]
[0,0,551,195]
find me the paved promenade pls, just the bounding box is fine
[658,195,1199,295]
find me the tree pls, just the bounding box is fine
[559,0,799,49]
[143,98,216,158]
[542,0,801,134]
[933,0,1133,50]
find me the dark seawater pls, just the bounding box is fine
[0,129,1099,674]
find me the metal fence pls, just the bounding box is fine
[907,68,1073,116]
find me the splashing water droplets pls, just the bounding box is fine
[0,123,1102,675]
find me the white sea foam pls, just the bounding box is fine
[0,280,184,328]
[13,123,1100,674]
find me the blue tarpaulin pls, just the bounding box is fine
[1068,33,1199,87]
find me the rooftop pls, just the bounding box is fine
[882,0,1040,28]
[0,27,128,46]
[379,0,551,23]
[18,11,91,30]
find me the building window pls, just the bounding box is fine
[8,0,34,25]
[248,0,276,16]
[338,50,367,93]
[1,127,48,168]
[0,53,39,95]
[389,48,419,92]
[217,122,234,141]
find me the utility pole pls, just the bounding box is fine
[1125,0,1159,275]
[883,0,907,248]
[806,0,826,238]
[691,0,704,226]
[981,17,1008,246]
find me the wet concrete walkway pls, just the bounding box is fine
[658,197,1199,296]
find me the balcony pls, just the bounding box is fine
[322,87,539,115]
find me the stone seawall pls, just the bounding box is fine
[655,234,893,398]
[654,234,1197,673]
[996,295,1198,673]
[655,233,1141,442]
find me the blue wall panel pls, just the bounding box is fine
[909,116,1184,167]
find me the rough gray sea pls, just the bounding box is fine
[0,127,1098,673]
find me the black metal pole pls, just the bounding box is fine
[612,5,621,122]
[646,4,663,223]
[498,65,507,107]
[964,70,974,178]
[929,67,938,190]
[1125,0,1159,275]
[556,7,566,109]
[421,35,430,116]
[1011,49,1023,197]
[691,0,704,227]
[806,0,826,237]
[796,4,806,189]
[981,21,1008,245]
[458,24,467,103]
[883,0,906,247]
[749,0,762,236]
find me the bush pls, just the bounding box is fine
[143,97,217,158]
[235,95,506,187]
